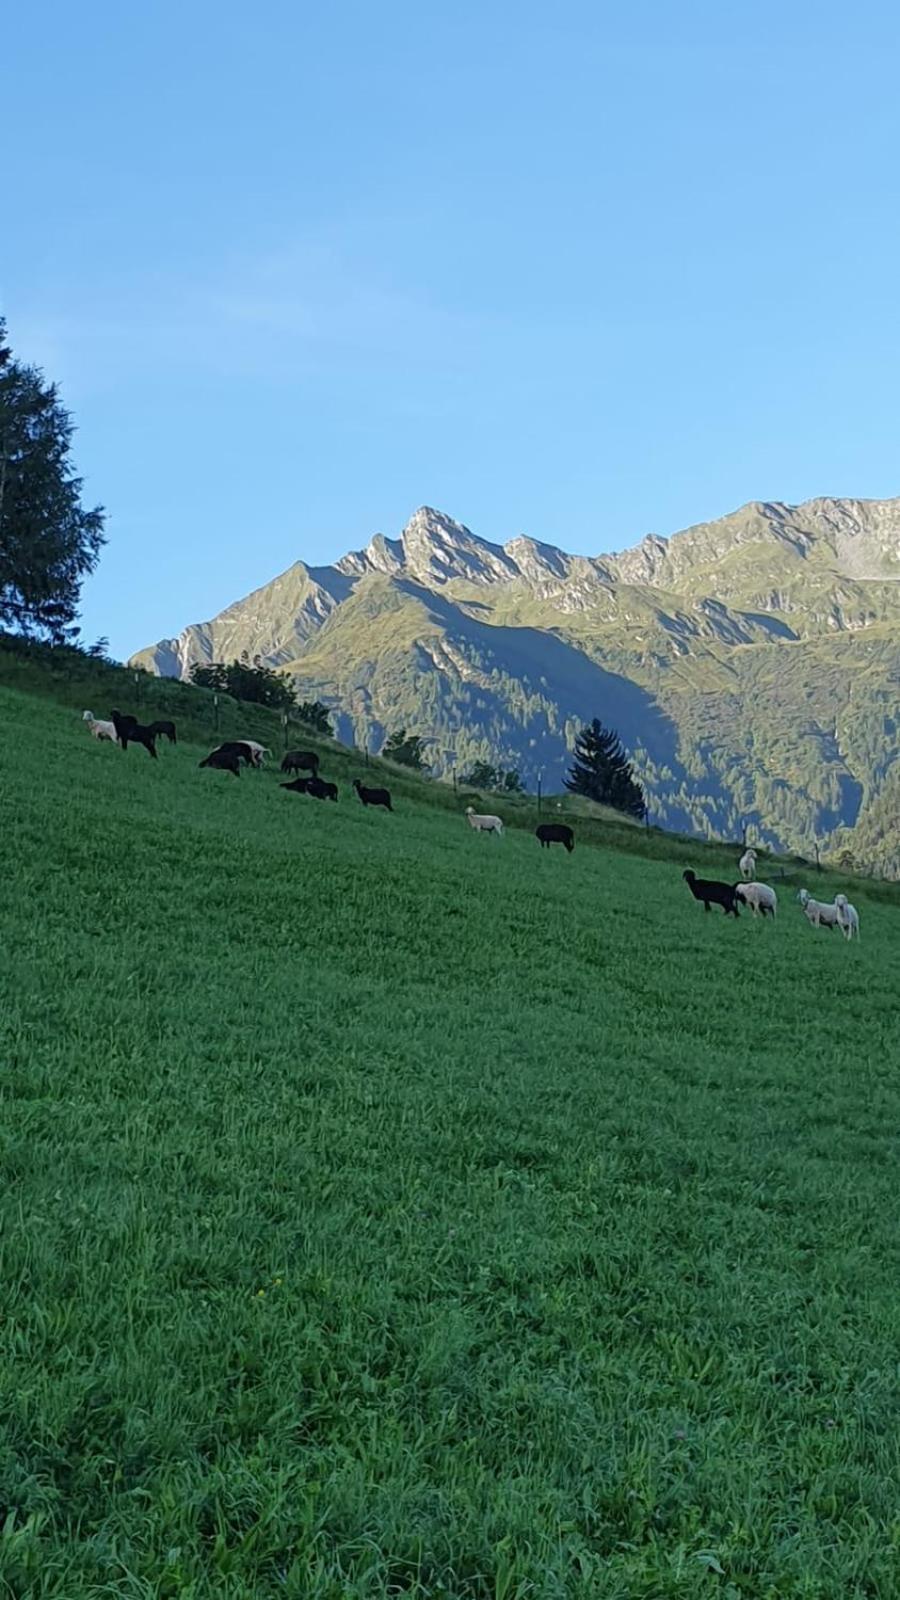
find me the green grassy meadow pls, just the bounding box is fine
[1,681,899,1598]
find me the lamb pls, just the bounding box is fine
[240,740,269,769]
[735,881,777,918]
[738,847,757,880]
[146,719,177,744]
[199,748,241,777]
[536,823,574,852]
[82,710,117,743]
[110,709,158,759]
[306,775,338,802]
[465,806,504,836]
[281,749,319,777]
[280,777,313,795]
[682,869,740,917]
[797,888,841,931]
[353,779,393,811]
[834,893,860,941]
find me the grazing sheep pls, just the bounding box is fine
[735,881,777,919]
[280,777,313,795]
[465,806,504,836]
[110,709,158,759]
[281,749,319,777]
[200,748,241,777]
[211,741,256,767]
[82,710,117,743]
[146,719,177,744]
[240,740,269,769]
[739,847,757,880]
[536,823,574,853]
[834,893,861,941]
[306,775,338,802]
[353,779,393,811]
[797,888,841,931]
[682,869,740,917]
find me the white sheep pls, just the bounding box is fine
[797,888,842,931]
[240,740,270,769]
[834,894,860,941]
[465,805,504,836]
[738,847,757,880]
[736,881,777,918]
[82,709,117,743]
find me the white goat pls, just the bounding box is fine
[465,805,504,836]
[797,888,842,931]
[82,709,117,743]
[736,881,777,918]
[738,847,757,880]
[834,894,860,941]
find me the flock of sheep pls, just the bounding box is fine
[83,710,863,923]
[682,846,860,940]
[83,710,579,849]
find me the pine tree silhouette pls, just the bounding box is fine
[565,719,646,819]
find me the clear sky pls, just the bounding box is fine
[5,1,900,660]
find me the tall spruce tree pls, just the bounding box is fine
[0,320,105,641]
[565,718,646,818]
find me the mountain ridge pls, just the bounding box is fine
[132,496,900,873]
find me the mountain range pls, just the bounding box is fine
[132,497,900,874]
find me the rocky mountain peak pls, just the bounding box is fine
[502,535,572,582]
[397,507,519,585]
[338,506,521,587]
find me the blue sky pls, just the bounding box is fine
[5,1,900,660]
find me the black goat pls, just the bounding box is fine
[536,823,574,852]
[110,709,158,759]
[280,777,312,795]
[200,748,241,777]
[146,719,177,743]
[307,775,338,802]
[353,779,392,811]
[281,749,319,776]
[682,869,740,917]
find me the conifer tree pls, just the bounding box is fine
[565,718,646,818]
[0,320,105,640]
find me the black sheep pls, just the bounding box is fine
[280,777,312,795]
[353,779,392,811]
[199,748,241,777]
[682,869,740,917]
[307,775,338,802]
[212,741,255,767]
[110,709,158,759]
[281,749,319,776]
[536,823,574,852]
[146,718,177,743]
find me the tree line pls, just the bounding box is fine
[189,658,333,734]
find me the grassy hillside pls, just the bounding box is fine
[1,680,899,1597]
[0,635,799,875]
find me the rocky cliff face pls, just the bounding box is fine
[132,496,900,872]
